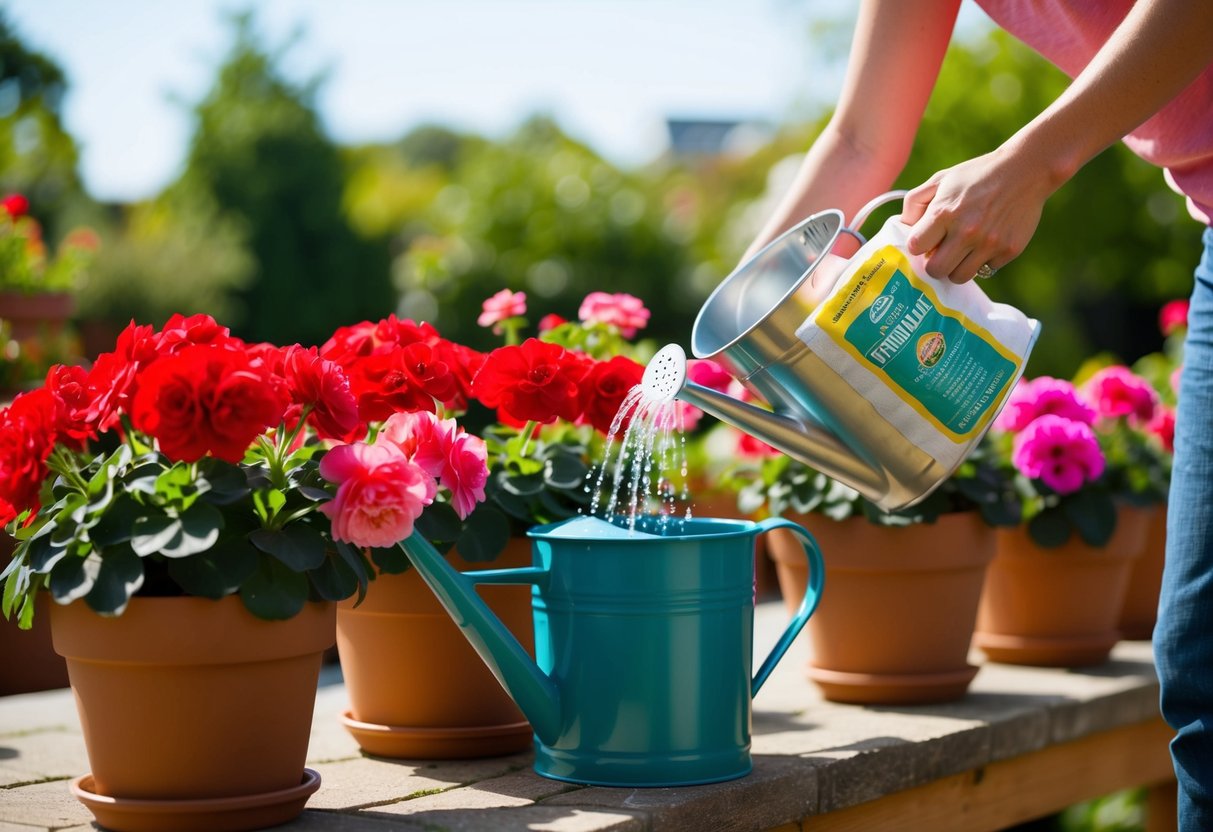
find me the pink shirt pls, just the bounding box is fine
[976,0,1213,225]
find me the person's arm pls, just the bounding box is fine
[743,0,961,259]
[903,0,1213,283]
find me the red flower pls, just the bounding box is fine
[282,345,360,440]
[45,364,95,446]
[131,344,289,463]
[346,342,456,422]
[537,314,567,333]
[0,389,59,524]
[472,338,587,424]
[155,313,237,354]
[580,356,645,435]
[84,321,159,431]
[1,194,29,218]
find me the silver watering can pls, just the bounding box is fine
[644,191,1040,511]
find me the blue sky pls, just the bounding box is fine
[6,1,992,204]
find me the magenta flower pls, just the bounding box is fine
[994,376,1097,433]
[1159,299,1189,336]
[578,292,650,338]
[1011,414,1105,495]
[477,289,527,329]
[1081,365,1157,424]
[1146,405,1176,453]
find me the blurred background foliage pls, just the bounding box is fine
[1,8,1203,380]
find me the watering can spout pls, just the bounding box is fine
[643,345,891,500]
[396,531,561,745]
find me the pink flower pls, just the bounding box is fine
[1146,405,1176,453]
[441,431,489,519]
[1081,365,1157,424]
[578,292,650,338]
[1159,299,1189,336]
[380,410,450,477]
[478,289,527,329]
[379,411,488,520]
[1172,365,1183,398]
[677,359,736,431]
[1011,414,1105,495]
[994,377,1097,433]
[319,442,436,548]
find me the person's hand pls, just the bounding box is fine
[900,148,1057,284]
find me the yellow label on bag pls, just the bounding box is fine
[815,245,1022,442]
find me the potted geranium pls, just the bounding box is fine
[328,291,659,759]
[1114,299,1183,639]
[974,369,1166,667]
[0,313,481,832]
[0,194,94,375]
[724,435,1020,705]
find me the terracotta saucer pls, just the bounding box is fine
[69,769,320,832]
[974,629,1119,667]
[806,664,980,705]
[341,710,533,759]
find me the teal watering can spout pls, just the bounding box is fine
[396,531,562,746]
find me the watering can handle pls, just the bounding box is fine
[841,189,909,245]
[750,517,825,697]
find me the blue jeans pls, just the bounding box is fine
[1157,224,1213,830]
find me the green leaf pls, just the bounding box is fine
[197,459,251,505]
[1028,507,1073,548]
[1062,490,1118,548]
[160,503,224,558]
[335,542,372,604]
[167,537,259,599]
[2,561,30,619]
[131,513,182,557]
[414,502,463,545]
[48,552,102,605]
[367,543,411,574]
[308,555,359,602]
[84,544,145,616]
[250,524,326,571]
[27,530,69,574]
[543,453,588,490]
[502,473,545,497]
[240,555,309,620]
[455,507,511,562]
[90,495,144,547]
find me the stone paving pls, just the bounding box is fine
[0,602,1163,832]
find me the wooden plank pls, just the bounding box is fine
[801,717,1175,832]
[1146,779,1178,832]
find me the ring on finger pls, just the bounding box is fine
[974,263,996,280]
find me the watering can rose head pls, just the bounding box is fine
[986,368,1170,549]
[0,313,491,630]
[458,289,693,549]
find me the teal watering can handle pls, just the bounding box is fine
[750,517,825,697]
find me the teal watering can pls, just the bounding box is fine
[398,515,824,787]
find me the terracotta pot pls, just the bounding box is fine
[0,290,74,341]
[768,511,995,705]
[1118,504,1167,641]
[1,535,68,695]
[975,505,1150,667]
[51,596,332,830]
[337,537,534,758]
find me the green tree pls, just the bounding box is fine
[0,11,84,234]
[177,13,393,346]
[387,116,692,352]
